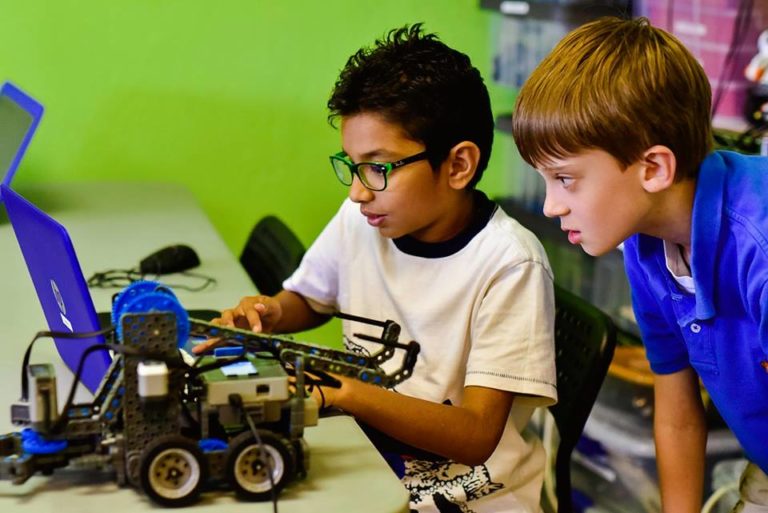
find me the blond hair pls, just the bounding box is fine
[512,17,712,180]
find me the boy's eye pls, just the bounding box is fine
[556,175,574,186]
[361,163,388,175]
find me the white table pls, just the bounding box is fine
[0,181,256,406]
[0,182,409,513]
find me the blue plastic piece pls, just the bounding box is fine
[111,280,175,327]
[575,434,608,457]
[116,291,190,347]
[213,346,244,358]
[21,428,68,455]
[198,438,228,452]
[571,489,594,513]
[112,281,189,347]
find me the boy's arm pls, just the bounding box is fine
[322,377,514,466]
[270,289,330,333]
[653,367,707,513]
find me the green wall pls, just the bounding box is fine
[1,0,518,345]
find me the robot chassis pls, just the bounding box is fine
[0,281,420,507]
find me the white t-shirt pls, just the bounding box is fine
[284,194,557,513]
[662,240,696,294]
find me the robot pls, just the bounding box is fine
[0,281,419,507]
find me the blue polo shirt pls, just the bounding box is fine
[624,150,768,473]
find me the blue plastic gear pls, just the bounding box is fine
[111,280,176,327]
[198,438,228,453]
[21,428,68,455]
[115,289,190,348]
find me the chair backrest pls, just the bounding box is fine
[548,284,618,513]
[239,215,305,296]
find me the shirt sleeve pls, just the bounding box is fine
[281,202,345,314]
[623,237,690,375]
[465,259,558,407]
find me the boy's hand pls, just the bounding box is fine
[289,371,345,410]
[192,295,282,354]
[217,295,283,333]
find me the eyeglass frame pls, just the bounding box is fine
[329,150,430,191]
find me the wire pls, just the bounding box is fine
[19,326,189,434]
[87,268,216,292]
[86,269,143,288]
[20,326,116,401]
[231,394,278,513]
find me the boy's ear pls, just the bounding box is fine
[445,141,480,190]
[639,145,677,193]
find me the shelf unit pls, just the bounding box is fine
[480,0,632,24]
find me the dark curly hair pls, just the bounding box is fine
[328,24,493,189]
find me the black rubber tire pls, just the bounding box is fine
[226,430,296,501]
[139,434,208,507]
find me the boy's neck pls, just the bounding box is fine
[407,189,479,244]
[393,191,494,257]
[442,190,479,240]
[643,179,696,253]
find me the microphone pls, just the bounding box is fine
[139,244,201,275]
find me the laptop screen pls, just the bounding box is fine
[1,184,111,393]
[0,82,44,201]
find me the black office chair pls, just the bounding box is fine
[547,284,618,513]
[239,215,305,296]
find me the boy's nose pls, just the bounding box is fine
[348,175,374,203]
[542,192,568,218]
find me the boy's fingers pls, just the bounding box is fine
[219,309,235,327]
[233,306,252,330]
[246,303,264,332]
[192,337,220,354]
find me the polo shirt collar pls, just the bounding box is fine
[690,151,726,320]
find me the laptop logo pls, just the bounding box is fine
[51,279,73,332]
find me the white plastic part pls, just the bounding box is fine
[137,361,169,399]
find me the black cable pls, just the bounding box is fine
[51,342,120,433]
[87,268,216,292]
[19,326,190,434]
[86,269,143,288]
[171,271,217,292]
[53,341,186,434]
[307,383,326,411]
[230,394,278,513]
[20,326,115,401]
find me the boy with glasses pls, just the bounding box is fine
[512,16,768,513]
[200,24,557,512]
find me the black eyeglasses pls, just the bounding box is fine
[329,151,429,191]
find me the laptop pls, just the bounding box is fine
[1,184,111,393]
[0,82,44,201]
